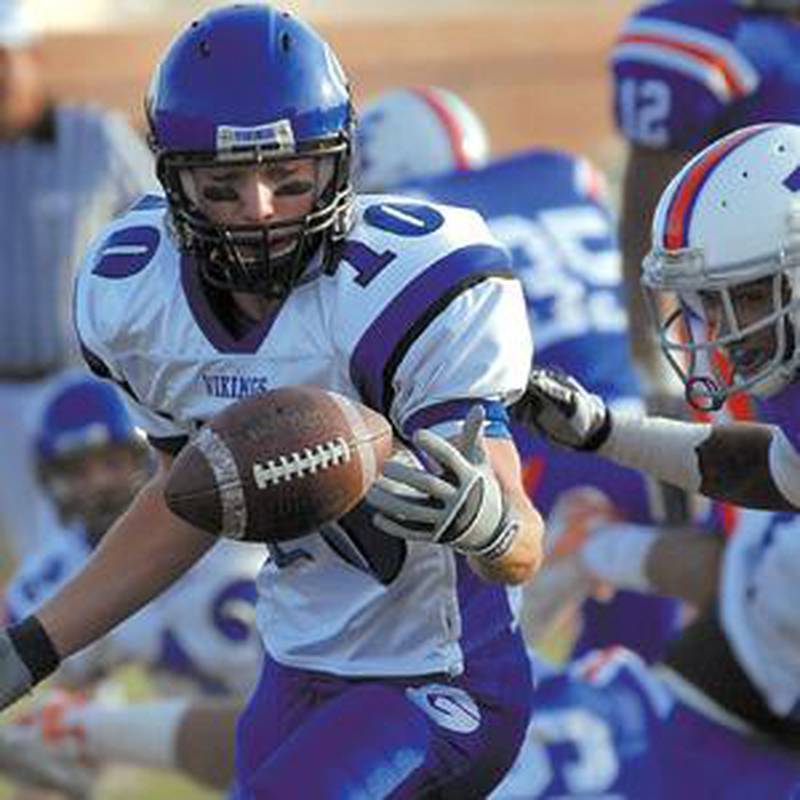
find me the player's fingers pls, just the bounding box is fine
[459,405,486,464]
[413,429,471,478]
[367,479,445,525]
[380,461,457,501]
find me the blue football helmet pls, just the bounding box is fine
[36,374,150,541]
[146,3,355,298]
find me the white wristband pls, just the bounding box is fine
[600,412,711,493]
[580,523,661,593]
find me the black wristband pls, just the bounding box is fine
[7,616,61,684]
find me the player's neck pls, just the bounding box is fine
[231,291,283,324]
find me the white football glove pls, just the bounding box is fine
[512,367,611,451]
[366,406,519,560]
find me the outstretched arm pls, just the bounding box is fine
[513,367,800,511]
[1,452,216,709]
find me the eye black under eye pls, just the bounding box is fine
[201,185,239,202]
[277,180,314,196]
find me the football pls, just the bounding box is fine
[164,386,393,543]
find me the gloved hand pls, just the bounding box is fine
[367,406,519,561]
[511,367,612,451]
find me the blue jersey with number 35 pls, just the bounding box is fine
[401,150,657,521]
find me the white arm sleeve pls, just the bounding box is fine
[600,412,711,493]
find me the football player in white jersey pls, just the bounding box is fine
[515,123,800,513]
[357,85,703,663]
[0,372,264,794]
[0,5,544,798]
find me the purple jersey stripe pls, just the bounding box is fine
[349,243,512,414]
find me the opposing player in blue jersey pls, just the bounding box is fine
[512,119,800,794]
[0,6,544,799]
[356,86,699,662]
[491,504,800,799]
[612,0,800,395]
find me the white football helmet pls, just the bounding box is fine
[355,86,490,191]
[643,123,800,410]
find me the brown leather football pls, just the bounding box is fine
[164,386,393,542]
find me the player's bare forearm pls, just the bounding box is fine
[645,529,725,610]
[469,438,544,585]
[176,699,241,789]
[696,424,798,511]
[36,454,217,658]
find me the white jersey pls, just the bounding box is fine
[5,526,264,696]
[721,508,800,719]
[74,194,532,678]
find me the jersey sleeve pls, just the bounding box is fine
[610,4,760,150]
[343,200,533,440]
[72,219,192,443]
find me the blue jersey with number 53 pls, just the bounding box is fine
[612,0,800,151]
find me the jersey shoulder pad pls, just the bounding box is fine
[74,200,175,363]
[496,149,611,208]
[612,1,758,149]
[339,195,511,304]
[332,195,520,414]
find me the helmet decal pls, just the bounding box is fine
[662,124,776,250]
[411,87,472,170]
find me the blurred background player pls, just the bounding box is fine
[355,86,490,192]
[491,505,800,799]
[355,85,717,662]
[612,0,800,401]
[0,373,264,795]
[0,0,155,568]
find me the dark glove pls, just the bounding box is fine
[512,367,612,451]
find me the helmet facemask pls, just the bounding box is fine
[644,247,800,411]
[158,138,353,299]
[39,440,152,546]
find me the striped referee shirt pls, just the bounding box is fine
[0,103,156,374]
